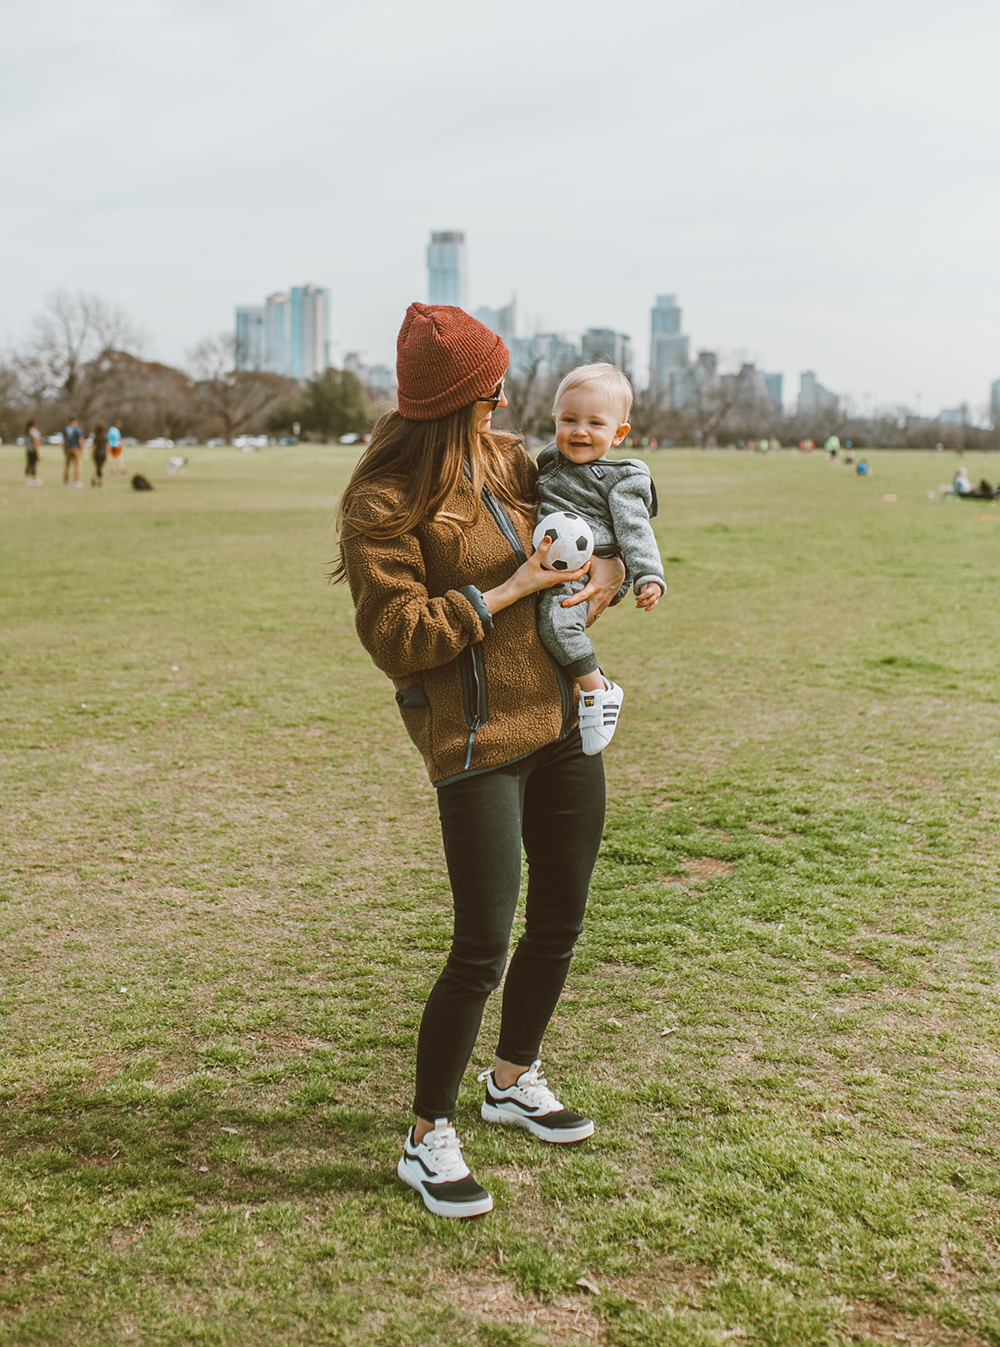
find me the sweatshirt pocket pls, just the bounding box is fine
[458,643,490,770]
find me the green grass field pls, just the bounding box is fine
[2,444,1000,1347]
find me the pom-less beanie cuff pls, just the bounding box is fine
[396,302,510,421]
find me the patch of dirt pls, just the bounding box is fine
[443,1262,719,1345]
[450,1281,605,1344]
[683,858,734,881]
[845,1299,986,1345]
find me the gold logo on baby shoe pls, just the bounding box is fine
[583,695,595,707]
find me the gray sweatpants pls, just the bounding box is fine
[536,581,599,679]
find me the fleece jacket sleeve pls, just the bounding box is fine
[342,524,488,679]
[607,472,666,596]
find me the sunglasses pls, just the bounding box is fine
[477,379,505,407]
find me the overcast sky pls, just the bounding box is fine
[3,0,999,414]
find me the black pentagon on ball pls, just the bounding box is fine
[544,528,558,543]
[552,559,568,571]
[575,536,588,551]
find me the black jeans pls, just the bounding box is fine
[413,729,606,1121]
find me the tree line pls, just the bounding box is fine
[0,291,376,445]
[5,292,994,452]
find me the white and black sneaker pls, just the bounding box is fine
[479,1061,595,1143]
[397,1118,493,1219]
[578,679,624,756]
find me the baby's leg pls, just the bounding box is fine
[536,580,598,680]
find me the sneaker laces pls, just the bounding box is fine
[485,1060,562,1111]
[419,1122,467,1179]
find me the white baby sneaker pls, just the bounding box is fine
[578,679,624,756]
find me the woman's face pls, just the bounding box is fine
[475,378,508,434]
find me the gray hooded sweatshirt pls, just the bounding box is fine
[535,444,665,595]
[533,444,665,679]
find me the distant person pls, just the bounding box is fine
[24,420,42,485]
[953,467,972,495]
[62,417,84,487]
[825,435,840,461]
[856,459,871,476]
[107,421,125,473]
[91,424,108,487]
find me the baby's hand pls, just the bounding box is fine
[636,582,662,612]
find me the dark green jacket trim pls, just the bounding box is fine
[457,584,494,637]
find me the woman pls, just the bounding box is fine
[91,424,108,487]
[335,304,625,1218]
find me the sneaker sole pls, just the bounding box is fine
[481,1101,595,1143]
[396,1157,494,1218]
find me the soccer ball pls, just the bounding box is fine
[532,511,595,572]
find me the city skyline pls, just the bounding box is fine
[235,284,329,381]
[3,0,1000,418]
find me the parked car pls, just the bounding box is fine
[175,437,198,447]
[205,438,227,447]
[233,435,270,450]
[145,437,175,448]
[278,436,299,445]
[47,434,64,445]
[124,437,139,446]
[339,433,360,444]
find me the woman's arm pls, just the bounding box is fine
[344,524,495,679]
[481,536,590,615]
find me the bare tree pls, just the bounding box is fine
[0,362,25,442]
[15,290,144,425]
[188,334,296,442]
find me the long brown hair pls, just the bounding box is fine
[330,405,532,584]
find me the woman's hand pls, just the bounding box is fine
[482,536,591,615]
[561,554,627,628]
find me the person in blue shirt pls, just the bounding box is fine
[107,422,125,474]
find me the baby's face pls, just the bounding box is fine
[553,387,630,464]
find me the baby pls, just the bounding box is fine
[535,363,665,755]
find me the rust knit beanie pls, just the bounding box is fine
[396,303,510,421]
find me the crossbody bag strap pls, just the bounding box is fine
[462,462,528,564]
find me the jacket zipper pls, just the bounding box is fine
[458,642,489,769]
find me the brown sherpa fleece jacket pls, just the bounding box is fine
[340,444,576,786]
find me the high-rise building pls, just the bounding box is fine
[797,371,838,418]
[290,284,329,380]
[763,372,783,409]
[581,328,632,376]
[991,380,1000,427]
[649,295,689,398]
[235,305,266,368]
[235,284,329,380]
[473,299,516,346]
[264,292,291,375]
[427,231,468,306]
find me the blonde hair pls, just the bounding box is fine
[553,362,633,425]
